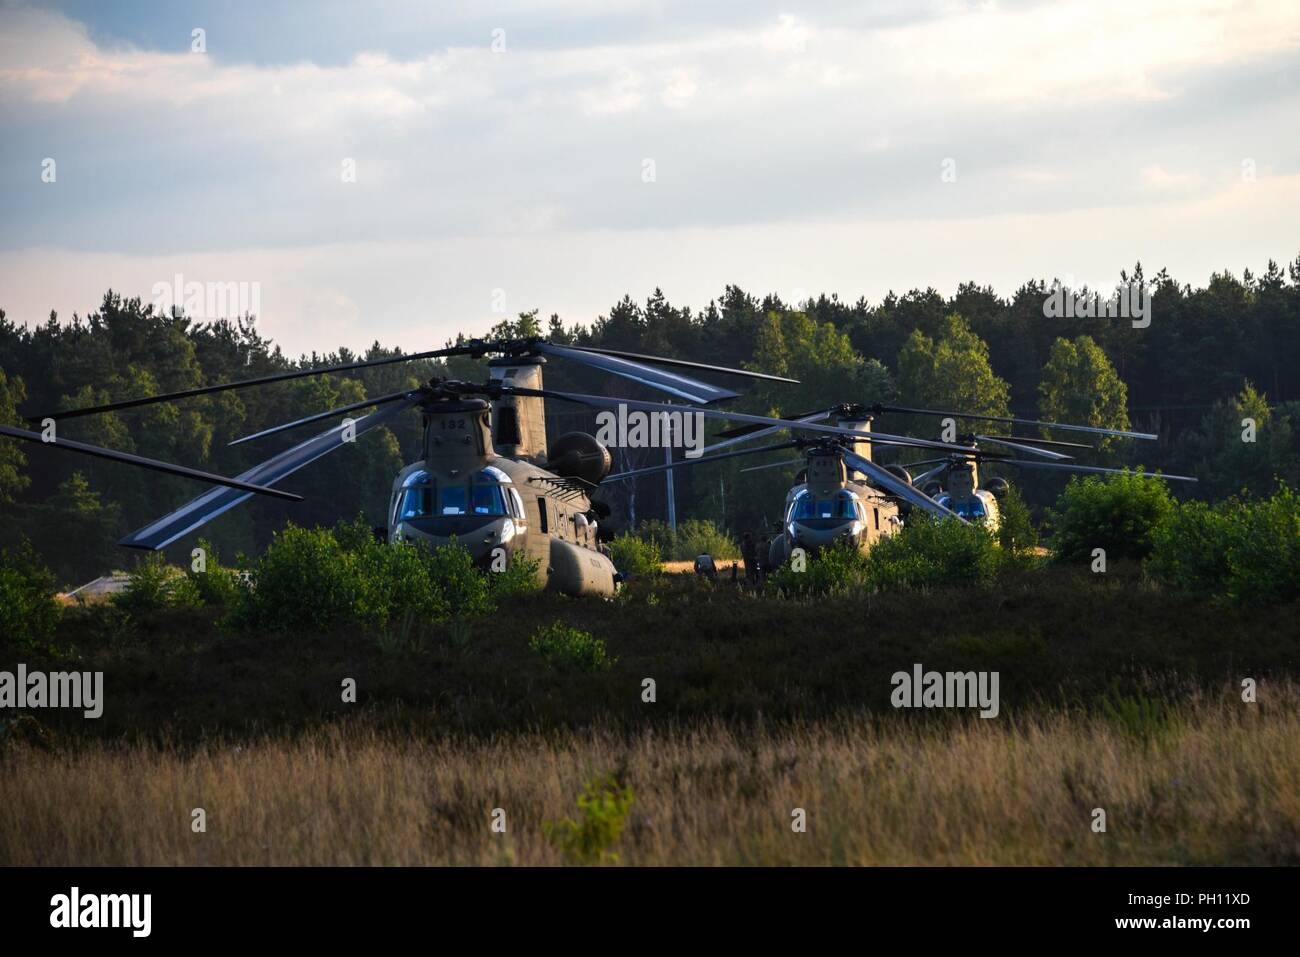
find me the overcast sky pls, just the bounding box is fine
[1,0,1298,356]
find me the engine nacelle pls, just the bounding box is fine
[983,476,1010,500]
[546,432,612,485]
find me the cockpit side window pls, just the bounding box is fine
[396,471,436,522]
[471,484,507,515]
[789,490,815,521]
[470,466,513,516]
[834,489,863,520]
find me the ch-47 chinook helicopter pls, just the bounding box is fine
[604,404,983,567]
[7,337,790,596]
[5,337,981,597]
[846,403,1199,529]
[605,401,1196,568]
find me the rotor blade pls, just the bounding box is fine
[971,435,1072,461]
[888,458,948,471]
[910,464,951,487]
[534,392,985,455]
[229,389,415,445]
[841,449,968,522]
[992,460,1198,481]
[975,434,1094,451]
[701,410,834,455]
[532,342,742,404]
[488,384,599,405]
[119,395,420,550]
[0,425,302,502]
[872,404,1157,440]
[709,407,831,440]
[560,344,800,385]
[603,441,801,482]
[739,458,805,475]
[740,459,805,475]
[32,348,464,422]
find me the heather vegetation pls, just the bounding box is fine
[1,468,1295,747]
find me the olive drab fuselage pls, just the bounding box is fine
[929,459,1002,529]
[386,360,619,597]
[767,418,905,568]
[768,457,903,567]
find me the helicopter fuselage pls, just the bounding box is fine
[387,398,619,597]
[767,448,902,567]
[926,459,1003,528]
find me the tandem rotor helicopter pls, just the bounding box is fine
[2,339,1196,594]
[606,402,1196,570]
[3,338,983,596]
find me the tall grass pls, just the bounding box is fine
[2,685,1296,866]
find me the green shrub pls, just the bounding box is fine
[671,519,740,561]
[114,553,180,612]
[529,622,612,672]
[355,531,492,625]
[0,541,60,651]
[170,539,244,609]
[630,519,739,561]
[766,539,868,596]
[995,485,1039,564]
[608,533,662,578]
[543,773,634,864]
[1047,471,1175,563]
[1146,500,1234,594]
[487,554,544,601]
[766,517,1000,596]
[233,524,358,631]
[866,515,999,590]
[1223,486,1300,604]
[632,519,676,560]
[1148,486,1300,604]
[232,519,492,632]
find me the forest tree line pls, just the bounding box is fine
[2,257,1299,585]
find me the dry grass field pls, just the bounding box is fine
[3,684,1297,866]
[5,567,1298,866]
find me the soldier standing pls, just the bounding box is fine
[741,532,758,583]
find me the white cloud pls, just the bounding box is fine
[660,68,699,108]
[1141,165,1204,191]
[4,172,1297,357]
[579,67,645,114]
[759,13,811,55]
[1,0,1298,351]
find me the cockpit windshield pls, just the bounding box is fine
[399,466,520,521]
[788,489,863,522]
[440,485,469,515]
[937,495,987,520]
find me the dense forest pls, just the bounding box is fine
[2,257,1299,586]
